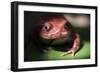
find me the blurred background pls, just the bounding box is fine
[24,11,90,62]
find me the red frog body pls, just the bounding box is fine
[40,14,80,56]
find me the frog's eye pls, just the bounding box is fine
[64,22,72,29]
[43,23,52,32]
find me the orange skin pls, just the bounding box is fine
[40,17,80,56]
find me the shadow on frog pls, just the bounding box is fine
[47,41,83,53]
[38,37,84,53]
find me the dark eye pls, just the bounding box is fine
[64,22,72,29]
[43,23,52,31]
[44,26,48,30]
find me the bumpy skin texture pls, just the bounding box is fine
[40,15,80,56]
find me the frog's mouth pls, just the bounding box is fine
[39,32,72,45]
[41,31,69,40]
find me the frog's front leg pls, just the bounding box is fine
[62,34,80,56]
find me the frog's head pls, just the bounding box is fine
[40,14,72,39]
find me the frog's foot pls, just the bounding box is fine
[62,50,75,57]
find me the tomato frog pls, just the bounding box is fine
[40,14,80,56]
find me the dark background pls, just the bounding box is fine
[24,11,90,62]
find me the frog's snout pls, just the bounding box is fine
[41,30,69,39]
[41,32,60,39]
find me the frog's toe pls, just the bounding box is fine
[61,50,76,56]
[61,50,72,56]
[72,52,75,57]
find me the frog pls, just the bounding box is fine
[40,14,80,56]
